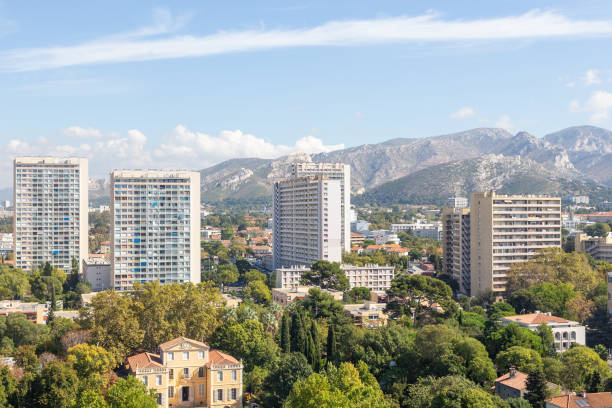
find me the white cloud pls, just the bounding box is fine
[495,114,514,131]
[0,125,344,186]
[450,106,475,119]
[60,126,103,139]
[582,69,602,86]
[570,91,612,122]
[2,9,612,72]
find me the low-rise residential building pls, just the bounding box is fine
[0,300,47,324]
[271,286,343,305]
[493,367,528,400]
[546,392,612,408]
[351,220,370,233]
[351,232,365,247]
[574,232,612,263]
[501,312,585,352]
[344,301,388,327]
[83,256,111,292]
[127,337,243,408]
[275,263,395,291]
[0,233,13,256]
[201,227,222,241]
[584,212,612,223]
[247,245,272,258]
[100,241,110,255]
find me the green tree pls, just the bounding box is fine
[0,365,16,408]
[300,288,345,320]
[583,222,611,237]
[559,345,610,391]
[28,361,79,408]
[291,313,307,354]
[309,321,322,370]
[216,264,239,287]
[244,269,266,284]
[327,324,337,365]
[264,352,313,407]
[302,261,349,291]
[506,397,531,408]
[244,280,271,304]
[525,369,547,408]
[404,375,508,408]
[593,344,609,361]
[586,370,604,393]
[0,266,30,300]
[485,323,544,358]
[280,313,291,353]
[345,287,371,303]
[387,274,452,322]
[2,313,49,347]
[535,324,555,357]
[495,346,543,374]
[486,302,516,320]
[13,345,38,372]
[542,357,564,385]
[75,389,107,408]
[106,376,157,408]
[66,344,116,390]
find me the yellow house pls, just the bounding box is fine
[127,337,243,408]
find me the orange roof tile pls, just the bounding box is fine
[494,370,528,391]
[209,349,240,365]
[503,313,569,325]
[546,393,612,408]
[127,352,163,370]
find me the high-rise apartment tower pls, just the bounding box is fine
[13,157,88,273]
[442,206,471,295]
[110,170,200,291]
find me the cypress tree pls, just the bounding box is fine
[525,369,547,408]
[47,286,57,324]
[305,331,315,368]
[326,324,337,365]
[586,370,603,393]
[290,312,307,354]
[280,313,291,353]
[310,321,321,370]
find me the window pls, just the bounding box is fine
[198,350,204,360]
[142,375,148,386]
[182,351,189,360]
[198,367,204,377]
[156,393,162,405]
[198,383,204,396]
[169,369,174,379]
[231,388,238,400]
[217,371,223,381]
[231,370,237,381]
[156,375,162,386]
[183,368,190,379]
[167,352,174,361]
[168,386,174,398]
[216,389,223,401]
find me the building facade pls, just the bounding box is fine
[127,337,243,408]
[501,312,585,352]
[82,256,111,291]
[447,196,468,209]
[574,232,612,263]
[275,263,394,291]
[470,192,561,298]
[291,162,351,253]
[110,170,200,291]
[442,207,471,295]
[343,302,388,327]
[272,176,342,269]
[14,157,88,273]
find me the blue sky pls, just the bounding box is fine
[0,1,612,185]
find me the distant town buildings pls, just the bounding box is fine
[350,232,365,247]
[82,256,111,291]
[14,157,88,273]
[272,175,342,269]
[501,312,585,352]
[275,263,394,292]
[271,286,343,305]
[344,301,388,327]
[571,195,590,205]
[291,162,351,252]
[469,192,561,298]
[110,170,200,291]
[574,232,612,263]
[0,233,13,256]
[127,336,243,408]
[447,196,468,209]
[442,206,471,295]
[0,300,48,324]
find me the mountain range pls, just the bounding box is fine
[199,125,612,206]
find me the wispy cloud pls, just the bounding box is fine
[570,91,612,123]
[495,114,514,131]
[582,69,602,86]
[2,9,612,72]
[450,106,475,119]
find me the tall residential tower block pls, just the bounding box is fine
[110,170,200,291]
[442,206,471,295]
[14,157,88,272]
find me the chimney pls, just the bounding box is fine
[579,390,586,398]
[509,366,516,378]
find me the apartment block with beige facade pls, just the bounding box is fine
[127,337,243,408]
[274,263,394,291]
[574,232,612,263]
[470,192,561,298]
[442,207,471,295]
[291,162,351,253]
[110,170,200,291]
[272,176,342,269]
[13,157,88,273]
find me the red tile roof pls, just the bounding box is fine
[209,350,240,365]
[494,370,528,391]
[546,392,612,408]
[503,313,569,325]
[127,352,163,370]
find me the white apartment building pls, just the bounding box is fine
[291,163,351,252]
[447,197,468,209]
[501,312,585,352]
[470,192,561,298]
[83,256,111,292]
[442,207,471,295]
[0,233,13,256]
[275,263,394,291]
[272,176,342,269]
[14,157,88,273]
[110,170,200,291]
